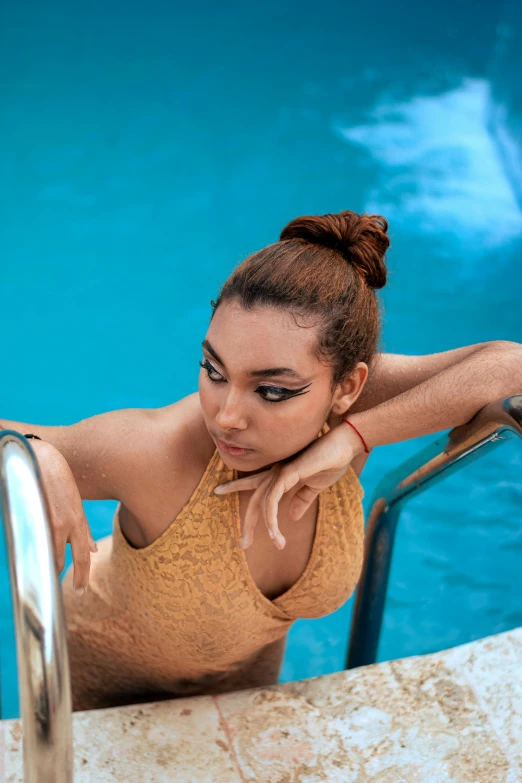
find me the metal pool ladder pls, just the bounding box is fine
[347,394,522,669]
[0,431,73,782]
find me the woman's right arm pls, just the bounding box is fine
[0,408,164,500]
[0,407,174,593]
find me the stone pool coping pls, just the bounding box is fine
[1,626,521,781]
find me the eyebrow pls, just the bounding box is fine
[202,339,308,382]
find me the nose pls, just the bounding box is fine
[215,388,248,432]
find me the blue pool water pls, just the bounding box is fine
[1,1,521,719]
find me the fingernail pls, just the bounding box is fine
[76,587,85,596]
[214,485,224,494]
[268,530,274,539]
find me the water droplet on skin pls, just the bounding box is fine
[81,474,86,479]
[102,473,106,478]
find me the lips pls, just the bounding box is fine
[220,439,247,448]
[214,436,253,453]
[212,431,248,448]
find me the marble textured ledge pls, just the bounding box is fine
[1,626,521,782]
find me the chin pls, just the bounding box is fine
[219,450,258,466]
[220,450,277,474]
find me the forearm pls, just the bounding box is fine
[345,342,522,453]
[349,343,490,414]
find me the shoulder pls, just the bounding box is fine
[120,392,216,525]
[155,391,215,468]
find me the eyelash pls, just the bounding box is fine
[198,359,310,404]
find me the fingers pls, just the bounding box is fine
[214,471,269,495]
[241,470,287,550]
[265,468,302,548]
[70,529,92,595]
[52,527,96,579]
[240,467,304,551]
[264,480,286,550]
[288,485,320,521]
[51,524,68,574]
[240,479,266,549]
[35,447,98,593]
[232,465,304,551]
[48,504,97,581]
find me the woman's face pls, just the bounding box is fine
[198,300,363,474]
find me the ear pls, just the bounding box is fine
[330,362,369,417]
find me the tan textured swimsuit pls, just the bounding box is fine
[62,421,365,711]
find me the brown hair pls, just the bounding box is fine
[210,210,390,388]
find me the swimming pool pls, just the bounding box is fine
[1,0,521,719]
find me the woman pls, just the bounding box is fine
[2,210,520,711]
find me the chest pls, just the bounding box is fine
[119,480,321,603]
[236,487,320,601]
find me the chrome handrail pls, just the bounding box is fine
[0,431,73,782]
[346,394,522,670]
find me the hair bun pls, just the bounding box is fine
[279,210,390,290]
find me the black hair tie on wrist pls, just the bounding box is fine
[24,434,42,440]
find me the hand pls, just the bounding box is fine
[32,439,98,595]
[214,422,362,550]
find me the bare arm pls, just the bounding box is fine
[344,340,522,453]
[0,407,176,502]
[0,397,203,591]
[349,341,495,414]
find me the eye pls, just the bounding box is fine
[199,358,311,404]
[259,382,314,403]
[199,359,225,382]
[256,386,298,404]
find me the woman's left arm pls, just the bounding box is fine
[343,339,522,453]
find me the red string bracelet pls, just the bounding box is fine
[342,417,370,454]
